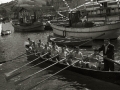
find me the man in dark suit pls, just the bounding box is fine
[98,39,114,71]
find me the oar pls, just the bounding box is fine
[78,33,105,47]
[14,58,66,85]
[6,53,57,79]
[0,53,26,64]
[25,60,80,90]
[4,52,48,81]
[0,51,41,64]
[99,54,120,66]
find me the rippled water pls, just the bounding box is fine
[0,22,120,90]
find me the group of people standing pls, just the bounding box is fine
[25,38,115,71]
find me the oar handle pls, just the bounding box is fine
[21,53,55,73]
[15,57,65,85]
[27,60,79,90]
[4,52,50,81]
[99,54,120,66]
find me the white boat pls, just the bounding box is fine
[50,0,120,39]
[50,21,120,39]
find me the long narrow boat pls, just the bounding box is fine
[49,35,93,47]
[27,52,120,85]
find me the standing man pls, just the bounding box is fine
[98,39,114,71]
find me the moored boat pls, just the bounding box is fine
[26,52,120,85]
[11,6,45,32]
[12,20,44,32]
[48,35,93,47]
[50,0,120,39]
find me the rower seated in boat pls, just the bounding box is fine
[25,44,32,54]
[73,47,83,67]
[38,39,45,47]
[25,44,32,61]
[31,41,37,54]
[87,49,101,70]
[37,42,44,56]
[50,44,59,61]
[58,47,67,63]
[66,50,74,65]
[28,38,32,46]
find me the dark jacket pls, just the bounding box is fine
[99,44,114,59]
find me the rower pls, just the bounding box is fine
[58,47,67,63]
[31,41,37,54]
[38,39,44,47]
[66,50,74,65]
[25,44,32,61]
[73,47,83,67]
[37,42,44,56]
[87,49,101,70]
[50,44,59,61]
[28,38,32,46]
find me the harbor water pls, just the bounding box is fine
[0,22,120,90]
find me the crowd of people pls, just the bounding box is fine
[25,38,115,71]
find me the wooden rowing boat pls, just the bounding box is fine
[48,35,93,47]
[26,52,120,85]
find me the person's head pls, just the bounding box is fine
[104,38,110,46]
[28,38,30,41]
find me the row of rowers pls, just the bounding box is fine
[25,38,102,70]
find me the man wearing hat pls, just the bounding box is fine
[98,39,114,71]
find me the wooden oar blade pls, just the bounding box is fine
[5,71,21,81]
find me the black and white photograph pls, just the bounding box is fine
[0,0,120,90]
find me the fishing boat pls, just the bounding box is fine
[11,6,45,32]
[26,52,120,85]
[50,0,120,39]
[48,35,93,47]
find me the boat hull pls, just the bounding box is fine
[12,22,45,32]
[51,22,120,39]
[49,36,92,47]
[27,53,120,85]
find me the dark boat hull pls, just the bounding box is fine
[49,36,93,47]
[12,21,45,32]
[27,53,120,85]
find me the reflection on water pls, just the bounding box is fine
[0,23,120,90]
